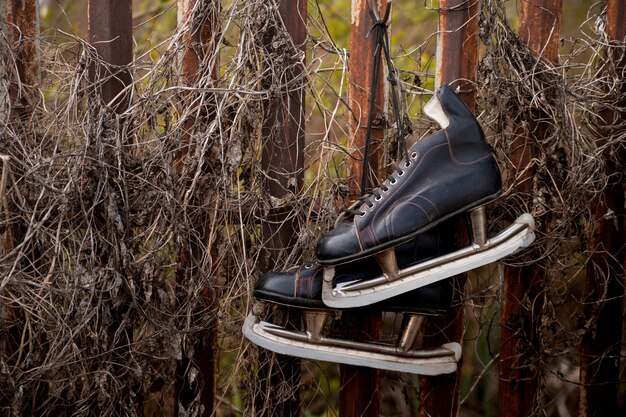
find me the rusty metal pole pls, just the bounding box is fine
[87,0,132,113]
[336,1,389,417]
[418,2,478,416]
[0,14,6,124]
[255,1,306,416]
[497,2,561,416]
[174,1,220,415]
[579,2,625,416]
[2,0,40,119]
[1,0,41,411]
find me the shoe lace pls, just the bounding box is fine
[359,1,408,198]
[345,163,407,217]
[338,1,411,222]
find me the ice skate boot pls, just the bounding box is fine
[244,231,463,375]
[317,84,536,308]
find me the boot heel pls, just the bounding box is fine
[470,206,487,246]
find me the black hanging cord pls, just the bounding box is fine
[359,1,407,196]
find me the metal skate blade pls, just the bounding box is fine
[242,313,461,375]
[323,213,536,308]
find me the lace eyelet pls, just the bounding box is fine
[390,179,397,185]
[304,263,314,269]
[411,151,419,159]
[398,170,404,176]
[404,161,411,168]
[359,211,366,217]
[375,196,382,201]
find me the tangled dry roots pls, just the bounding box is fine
[0,0,624,415]
[0,0,346,414]
[479,0,625,262]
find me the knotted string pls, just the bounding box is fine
[359,0,407,196]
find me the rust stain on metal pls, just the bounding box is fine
[607,0,626,41]
[435,0,478,109]
[578,1,625,416]
[348,0,389,193]
[340,2,389,417]
[519,0,561,61]
[419,2,478,416]
[261,0,307,204]
[498,2,561,417]
[606,0,626,72]
[261,0,307,200]
[279,0,307,49]
[178,0,219,84]
[173,1,221,415]
[351,0,364,26]
[88,0,132,113]
[3,0,40,111]
[255,2,307,417]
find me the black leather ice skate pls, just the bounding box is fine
[244,225,463,375]
[317,84,536,308]
[254,242,456,314]
[317,84,500,263]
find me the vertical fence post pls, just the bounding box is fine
[174,1,220,415]
[418,1,478,416]
[87,0,132,113]
[1,0,40,411]
[338,1,389,416]
[497,1,561,416]
[0,7,6,123]
[256,1,306,416]
[579,2,625,416]
[87,1,134,414]
[259,0,306,265]
[2,0,40,119]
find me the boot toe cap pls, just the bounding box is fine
[254,265,325,308]
[254,271,295,300]
[316,222,361,262]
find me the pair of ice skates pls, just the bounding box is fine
[243,84,536,375]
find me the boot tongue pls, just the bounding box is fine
[423,90,450,129]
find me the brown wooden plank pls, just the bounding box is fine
[418,2,479,416]
[579,1,625,416]
[497,2,561,416]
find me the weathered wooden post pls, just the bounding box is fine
[256,1,306,416]
[174,1,220,415]
[418,1,479,416]
[497,1,561,416]
[337,1,389,416]
[579,2,625,416]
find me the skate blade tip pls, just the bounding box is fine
[515,213,536,230]
[333,280,360,292]
[442,342,463,361]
